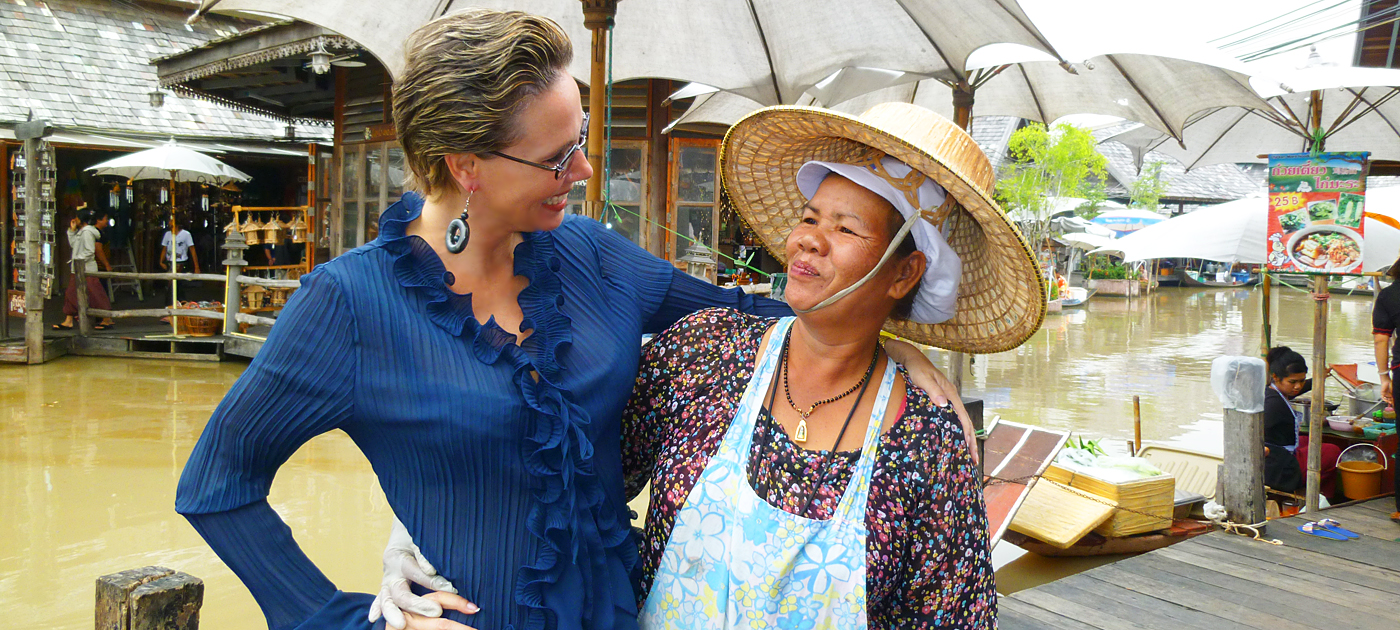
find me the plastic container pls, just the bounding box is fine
[1326,415,1356,432]
[1337,443,1388,501]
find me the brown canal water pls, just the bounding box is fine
[0,286,1377,629]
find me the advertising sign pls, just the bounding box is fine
[1266,152,1369,274]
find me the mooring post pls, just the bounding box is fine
[1211,355,1268,529]
[17,118,51,363]
[96,566,202,630]
[221,230,248,335]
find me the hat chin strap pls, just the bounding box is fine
[792,212,919,314]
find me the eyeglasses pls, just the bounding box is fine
[487,114,589,179]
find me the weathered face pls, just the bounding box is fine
[470,75,591,233]
[783,175,911,322]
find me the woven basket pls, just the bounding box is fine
[176,306,223,337]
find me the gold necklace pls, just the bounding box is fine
[781,331,880,443]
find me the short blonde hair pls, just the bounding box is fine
[393,9,573,197]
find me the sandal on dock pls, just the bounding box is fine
[51,323,73,330]
[1391,512,1399,524]
[1317,518,1360,539]
[1298,522,1350,540]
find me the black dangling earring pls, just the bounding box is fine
[445,191,471,254]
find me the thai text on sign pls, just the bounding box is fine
[1266,152,1369,274]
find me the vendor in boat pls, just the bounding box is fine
[1264,346,1341,499]
[1369,259,1400,523]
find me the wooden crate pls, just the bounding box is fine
[1042,464,1174,536]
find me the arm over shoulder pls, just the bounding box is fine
[577,217,791,333]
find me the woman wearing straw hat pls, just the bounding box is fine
[618,103,1041,628]
[383,103,1040,629]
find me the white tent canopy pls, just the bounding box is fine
[1059,232,1117,251]
[1090,197,1266,263]
[85,140,251,185]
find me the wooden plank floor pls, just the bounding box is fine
[1000,497,1400,629]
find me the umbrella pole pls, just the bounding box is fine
[581,0,618,222]
[170,173,179,336]
[1261,271,1272,359]
[948,88,976,391]
[1306,276,1328,513]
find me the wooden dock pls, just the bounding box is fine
[999,497,1400,629]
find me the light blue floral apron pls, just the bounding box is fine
[639,317,895,629]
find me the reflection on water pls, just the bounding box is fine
[0,286,1378,625]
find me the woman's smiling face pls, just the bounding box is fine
[472,75,592,233]
[783,175,907,319]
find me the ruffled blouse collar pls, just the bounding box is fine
[376,191,570,384]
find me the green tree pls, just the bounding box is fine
[1129,160,1170,211]
[996,122,1108,254]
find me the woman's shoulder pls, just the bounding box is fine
[883,367,963,455]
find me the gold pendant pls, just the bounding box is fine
[794,417,808,443]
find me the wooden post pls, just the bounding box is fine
[1261,271,1272,359]
[76,264,92,337]
[96,566,202,630]
[948,100,973,392]
[1306,275,1329,513]
[1223,407,1267,528]
[21,134,44,364]
[581,0,618,221]
[1133,395,1143,456]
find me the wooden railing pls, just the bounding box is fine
[72,231,296,338]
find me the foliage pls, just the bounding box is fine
[997,122,1109,252]
[1129,160,1170,211]
[1070,436,1107,457]
[1075,187,1111,219]
[1049,279,1060,301]
[1086,261,1138,280]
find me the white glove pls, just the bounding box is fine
[368,517,458,629]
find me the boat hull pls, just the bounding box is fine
[1003,520,1214,557]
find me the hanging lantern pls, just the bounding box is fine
[241,215,262,246]
[288,214,309,243]
[262,215,282,243]
[270,287,290,307]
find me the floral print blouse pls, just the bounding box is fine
[623,309,996,628]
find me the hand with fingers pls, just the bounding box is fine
[369,518,472,629]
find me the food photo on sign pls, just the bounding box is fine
[1266,152,1369,274]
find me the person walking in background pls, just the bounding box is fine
[55,208,114,331]
[159,215,200,275]
[1369,259,1400,524]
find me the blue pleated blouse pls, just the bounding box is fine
[176,192,787,630]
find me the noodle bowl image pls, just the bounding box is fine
[1287,224,1363,273]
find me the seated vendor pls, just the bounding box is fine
[1264,346,1341,499]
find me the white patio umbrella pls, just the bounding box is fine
[1089,197,1266,264]
[1104,65,1400,170]
[1090,208,1167,234]
[1059,232,1117,251]
[86,140,250,337]
[85,140,251,186]
[192,0,1067,107]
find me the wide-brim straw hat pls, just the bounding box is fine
[721,103,1046,353]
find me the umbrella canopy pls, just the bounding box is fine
[1105,65,1400,170]
[1090,197,1266,263]
[1090,208,1167,234]
[1059,232,1117,251]
[1051,215,1117,237]
[192,0,1067,105]
[672,50,1270,142]
[85,141,251,185]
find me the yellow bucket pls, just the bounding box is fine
[1337,444,1388,501]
